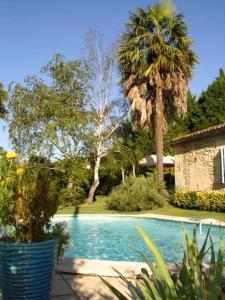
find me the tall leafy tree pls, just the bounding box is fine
[192,68,225,131]
[8,54,91,159]
[183,91,200,132]
[7,55,92,203]
[164,91,199,153]
[0,82,7,118]
[118,0,197,180]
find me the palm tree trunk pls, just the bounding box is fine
[85,155,101,204]
[154,87,164,181]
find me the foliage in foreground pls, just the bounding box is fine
[103,226,224,299]
[107,175,167,212]
[172,189,225,212]
[0,151,69,256]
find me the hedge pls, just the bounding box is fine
[171,190,225,212]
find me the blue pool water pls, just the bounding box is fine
[53,215,224,262]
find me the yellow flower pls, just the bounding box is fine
[6,151,17,160]
[16,168,25,176]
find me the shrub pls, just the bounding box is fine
[171,189,225,211]
[0,152,68,247]
[107,174,167,211]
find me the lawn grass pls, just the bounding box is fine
[149,206,225,222]
[57,196,225,222]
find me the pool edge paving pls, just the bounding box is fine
[54,213,225,227]
[56,257,184,277]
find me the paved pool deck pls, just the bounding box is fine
[52,258,179,299]
[51,259,180,299]
[56,257,154,277]
[50,272,133,300]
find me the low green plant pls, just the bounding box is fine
[0,151,69,257]
[49,222,70,258]
[103,226,224,299]
[172,189,225,212]
[107,174,167,211]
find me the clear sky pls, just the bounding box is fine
[0,0,225,150]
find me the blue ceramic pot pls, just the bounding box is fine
[0,238,57,300]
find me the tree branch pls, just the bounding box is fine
[103,107,131,142]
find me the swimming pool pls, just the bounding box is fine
[53,215,224,262]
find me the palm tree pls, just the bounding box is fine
[118,0,197,180]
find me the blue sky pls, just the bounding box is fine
[0,0,225,150]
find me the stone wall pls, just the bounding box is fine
[174,133,225,191]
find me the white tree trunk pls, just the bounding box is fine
[132,164,136,177]
[86,147,101,204]
[84,32,129,203]
[121,165,125,184]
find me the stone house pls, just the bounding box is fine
[172,123,225,191]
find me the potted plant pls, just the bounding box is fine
[0,150,69,300]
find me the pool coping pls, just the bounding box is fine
[56,257,182,277]
[54,213,225,227]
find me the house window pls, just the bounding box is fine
[220,148,225,183]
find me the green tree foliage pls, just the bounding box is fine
[115,120,154,175]
[55,158,91,206]
[0,82,7,118]
[8,54,91,158]
[165,69,225,144]
[97,152,124,196]
[191,69,225,131]
[7,54,92,202]
[164,92,198,153]
[96,120,155,196]
[183,92,200,132]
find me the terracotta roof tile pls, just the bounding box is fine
[172,123,225,145]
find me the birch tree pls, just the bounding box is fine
[85,31,128,203]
